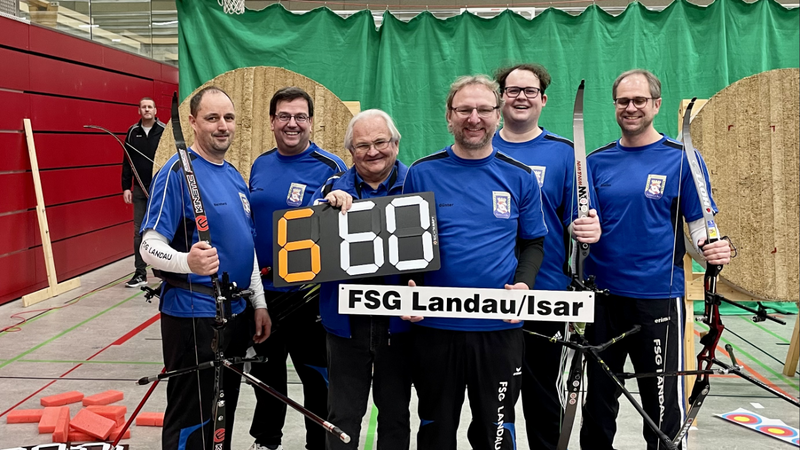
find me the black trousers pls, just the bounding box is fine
[412,325,523,450]
[249,291,328,449]
[521,321,569,450]
[580,295,685,450]
[160,311,250,450]
[132,185,147,277]
[326,315,412,450]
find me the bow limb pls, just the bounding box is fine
[84,124,151,199]
[558,79,590,450]
[671,98,724,445]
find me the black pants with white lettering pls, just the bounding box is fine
[580,295,685,450]
[412,325,523,450]
[326,315,413,450]
[160,311,250,450]
[249,291,328,450]
[522,321,569,450]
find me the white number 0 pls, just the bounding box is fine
[339,196,434,275]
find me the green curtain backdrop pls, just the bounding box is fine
[178,0,799,164]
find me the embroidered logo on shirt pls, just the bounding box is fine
[286,183,307,207]
[530,165,546,188]
[239,192,251,217]
[492,191,511,219]
[644,174,667,200]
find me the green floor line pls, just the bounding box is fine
[697,323,798,390]
[18,359,161,365]
[0,291,144,370]
[0,274,132,339]
[737,315,790,344]
[363,404,379,450]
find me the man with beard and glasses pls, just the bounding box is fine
[580,69,731,450]
[247,87,346,450]
[492,63,601,450]
[140,86,270,450]
[402,75,548,450]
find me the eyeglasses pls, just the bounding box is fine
[613,97,657,109]
[275,113,310,123]
[353,139,392,152]
[504,86,542,99]
[450,106,499,118]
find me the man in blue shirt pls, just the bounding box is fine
[310,109,412,450]
[402,75,548,450]
[140,86,270,450]
[248,87,347,450]
[493,63,601,450]
[581,70,731,450]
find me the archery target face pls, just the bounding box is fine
[755,424,798,439]
[721,412,762,425]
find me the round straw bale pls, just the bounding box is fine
[689,68,799,301]
[154,66,354,182]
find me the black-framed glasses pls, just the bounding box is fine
[504,86,542,99]
[450,106,500,118]
[275,113,310,123]
[613,97,657,109]
[353,139,392,152]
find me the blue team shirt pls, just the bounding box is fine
[493,128,596,291]
[403,146,548,332]
[141,149,255,317]
[249,143,346,291]
[585,135,718,299]
[309,161,409,338]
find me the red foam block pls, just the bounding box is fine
[41,391,84,407]
[86,405,127,423]
[82,390,124,406]
[39,406,69,434]
[68,430,99,442]
[135,412,164,427]
[69,409,115,440]
[109,424,131,440]
[7,409,44,423]
[52,407,71,443]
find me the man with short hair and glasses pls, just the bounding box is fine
[493,63,601,450]
[580,69,731,450]
[247,86,347,450]
[309,109,412,450]
[402,75,548,450]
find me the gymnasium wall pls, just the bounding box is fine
[0,15,179,305]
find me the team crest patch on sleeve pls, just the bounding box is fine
[286,182,307,207]
[530,166,546,188]
[239,192,251,217]
[644,174,667,199]
[492,191,511,219]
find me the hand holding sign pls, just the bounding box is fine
[401,278,424,323]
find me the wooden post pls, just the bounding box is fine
[783,314,799,377]
[21,119,81,307]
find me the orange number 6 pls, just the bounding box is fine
[277,208,321,283]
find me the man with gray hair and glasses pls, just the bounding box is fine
[310,109,412,450]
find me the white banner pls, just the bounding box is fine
[339,285,594,322]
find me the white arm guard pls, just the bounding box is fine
[250,252,267,310]
[687,217,709,254]
[140,230,191,273]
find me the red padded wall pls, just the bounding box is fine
[0,15,178,305]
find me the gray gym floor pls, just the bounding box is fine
[1,257,797,449]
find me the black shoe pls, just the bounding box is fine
[126,274,147,288]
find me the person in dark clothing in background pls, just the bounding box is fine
[122,96,165,288]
